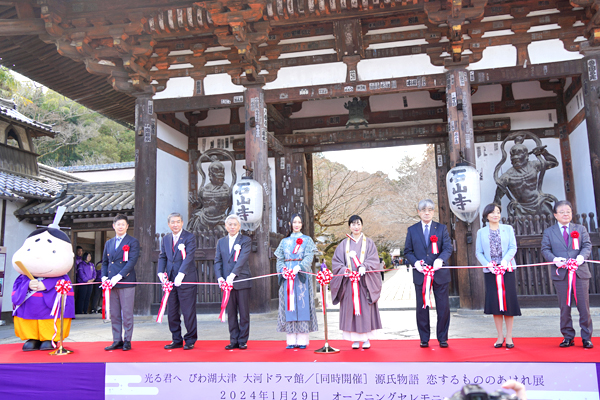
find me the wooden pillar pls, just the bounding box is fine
[275,147,292,236]
[134,94,157,316]
[244,85,271,313]
[435,142,453,264]
[290,152,309,232]
[446,67,484,309]
[555,87,577,212]
[580,44,600,217]
[305,153,315,239]
[188,131,199,220]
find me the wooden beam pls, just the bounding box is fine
[267,104,286,130]
[0,19,45,35]
[157,138,189,162]
[267,133,285,155]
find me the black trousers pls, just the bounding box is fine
[75,284,92,314]
[167,284,198,345]
[227,288,251,345]
[414,281,450,343]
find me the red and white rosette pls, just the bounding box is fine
[122,244,130,262]
[101,280,113,320]
[293,238,303,254]
[233,244,241,262]
[178,243,186,259]
[51,279,72,348]
[316,269,333,314]
[218,280,233,322]
[430,235,439,254]
[422,264,435,309]
[349,270,362,316]
[282,267,296,311]
[490,262,507,312]
[348,250,361,269]
[566,258,579,306]
[156,281,174,323]
[571,231,580,250]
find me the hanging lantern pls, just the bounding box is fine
[232,176,264,231]
[446,163,481,223]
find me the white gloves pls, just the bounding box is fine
[576,255,585,266]
[358,266,366,276]
[218,277,225,285]
[101,276,108,282]
[553,257,567,267]
[487,262,495,268]
[110,274,122,287]
[414,260,424,273]
[500,259,508,268]
[292,265,301,275]
[158,272,168,284]
[174,272,185,287]
[226,273,236,285]
[433,259,443,271]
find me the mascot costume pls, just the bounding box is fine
[11,207,75,351]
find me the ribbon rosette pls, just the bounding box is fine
[565,258,579,306]
[156,281,174,323]
[233,244,241,262]
[101,280,113,320]
[571,231,580,250]
[122,244,130,262]
[422,264,435,309]
[178,243,186,259]
[282,267,296,311]
[218,280,233,322]
[348,250,361,268]
[349,271,362,316]
[293,238,303,254]
[430,235,439,254]
[316,269,333,286]
[50,279,72,348]
[490,261,507,312]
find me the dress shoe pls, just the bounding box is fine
[105,341,124,351]
[439,341,449,348]
[239,343,247,350]
[122,341,131,351]
[164,342,183,350]
[352,342,360,349]
[22,339,42,351]
[506,341,515,349]
[225,343,239,350]
[420,341,429,348]
[184,343,195,350]
[494,339,505,348]
[559,338,575,348]
[583,340,594,349]
[39,341,55,351]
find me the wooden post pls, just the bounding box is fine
[188,130,199,220]
[275,147,291,236]
[435,142,454,268]
[555,87,577,212]
[290,152,309,232]
[244,85,271,313]
[305,153,315,239]
[580,44,600,218]
[134,94,157,316]
[445,67,484,309]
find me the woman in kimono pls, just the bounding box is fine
[274,213,318,349]
[331,215,382,349]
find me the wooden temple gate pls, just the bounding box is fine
[2,1,600,314]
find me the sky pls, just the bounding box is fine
[322,144,427,180]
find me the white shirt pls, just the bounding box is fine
[228,233,239,252]
[172,233,181,246]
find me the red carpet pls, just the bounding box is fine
[0,338,597,364]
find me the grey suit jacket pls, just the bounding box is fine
[158,229,198,282]
[213,234,252,290]
[541,222,592,280]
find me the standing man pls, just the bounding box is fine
[541,200,593,348]
[404,199,453,348]
[214,215,252,350]
[102,214,140,351]
[158,213,198,350]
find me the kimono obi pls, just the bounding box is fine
[285,258,303,262]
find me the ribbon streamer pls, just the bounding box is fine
[490,262,507,312]
[178,243,186,259]
[349,271,361,316]
[571,231,580,250]
[566,258,578,306]
[422,265,435,309]
[123,245,130,262]
[156,281,174,323]
[233,244,241,262]
[51,279,72,348]
[430,235,439,254]
[218,280,233,322]
[101,280,113,321]
[282,267,296,311]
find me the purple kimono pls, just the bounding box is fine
[12,275,75,320]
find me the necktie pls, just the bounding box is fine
[172,236,178,250]
[424,224,430,247]
[563,226,569,247]
[115,236,122,250]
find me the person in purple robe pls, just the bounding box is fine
[75,252,95,314]
[330,215,382,349]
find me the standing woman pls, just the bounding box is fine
[476,203,521,348]
[331,215,382,349]
[274,213,318,349]
[75,252,96,314]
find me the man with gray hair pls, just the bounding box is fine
[214,214,253,350]
[404,199,453,348]
[158,212,198,350]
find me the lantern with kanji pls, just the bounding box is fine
[446,163,481,223]
[232,176,264,231]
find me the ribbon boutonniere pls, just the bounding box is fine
[348,250,361,268]
[293,238,303,254]
[178,243,186,259]
[430,235,439,254]
[122,245,130,262]
[233,244,241,262]
[571,231,580,250]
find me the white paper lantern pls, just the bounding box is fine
[232,176,264,231]
[446,164,481,223]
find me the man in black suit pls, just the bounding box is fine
[214,214,252,350]
[404,199,453,348]
[541,200,593,348]
[101,214,140,351]
[158,213,198,350]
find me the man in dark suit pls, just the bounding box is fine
[404,199,453,348]
[158,213,198,350]
[541,200,593,348]
[101,214,140,351]
[214,214,252,350]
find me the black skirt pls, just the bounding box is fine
[484,271,521,316]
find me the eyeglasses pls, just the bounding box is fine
[556,211,572,215]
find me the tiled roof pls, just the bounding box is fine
[56,161,135,173]
[16,180,135,217]
[0,98,55,135]
[0,170,62,200]
[38,164,87,183]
